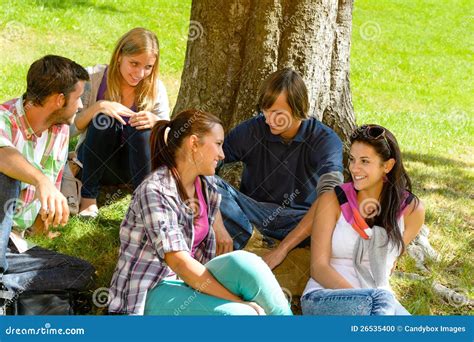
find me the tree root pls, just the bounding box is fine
[395,225,473,309]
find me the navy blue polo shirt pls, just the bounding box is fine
[223,114,343,210]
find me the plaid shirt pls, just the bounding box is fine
[108,166,220,315]
[0,98,69,229]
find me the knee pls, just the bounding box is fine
[370,289,397,314]
[226,250,260,265]
[224,251,268,274]
[88,114,117,135]
[371,289,395,302]
[67,257,96,287]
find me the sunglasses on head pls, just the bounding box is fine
[353,125,391,152]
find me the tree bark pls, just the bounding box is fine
[175,0,356,147]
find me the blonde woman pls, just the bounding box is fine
[71,28,170,217]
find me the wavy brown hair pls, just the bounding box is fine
[351,124,419,254]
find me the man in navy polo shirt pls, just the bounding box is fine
[214,68,344,269]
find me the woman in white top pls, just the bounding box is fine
[70,28,170,217]
[302,125,425,315]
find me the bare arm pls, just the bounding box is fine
[391,200,425,273]
[0,147,68,227]
[263,172,343,269]
[402,200,425,246]
[310,190,354,289]
[262,200,315,269]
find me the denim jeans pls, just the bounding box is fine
[0,173,20,273]
[3,244,95,293]
[215,177,308,250]
[301,288,410,315]
[144,251,293,315]
[78,114,151,199]
[0,173,95,293]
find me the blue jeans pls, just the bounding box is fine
[215,177,308,249]
[0,173,95,293]
[0,173,20,273]
[78,114,151,199]
[144,251,293,315]
[301,288,410,315]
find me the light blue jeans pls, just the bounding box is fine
[215,177,308,250]
[0,173,20,273]
[144,251,293,315]
[301,288,410,315]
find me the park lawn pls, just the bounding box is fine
[0,0,189,106]
[1,0,472,315]
[351,0,473,315]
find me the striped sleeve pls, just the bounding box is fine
[138,185,190,261]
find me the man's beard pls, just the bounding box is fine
[47,107,76,126]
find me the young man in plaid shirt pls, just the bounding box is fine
[0,55,94,301]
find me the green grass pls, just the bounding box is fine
[1,0,472,315]
[351,0,473,315]
[0,0,191,106]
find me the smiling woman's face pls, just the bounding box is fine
[119,52,156,87]
[349,141,389,191]
[193,124,225,176]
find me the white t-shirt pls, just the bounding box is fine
[303,214,404,296]
[33,131,48,165]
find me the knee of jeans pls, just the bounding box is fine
[371,289,395,302]
[90,113,117,132]
[225,251,267,273]
[370,289,397,314]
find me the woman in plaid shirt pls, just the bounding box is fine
[108,109,292,315]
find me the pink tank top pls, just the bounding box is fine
[191,177,209,257]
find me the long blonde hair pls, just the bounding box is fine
[106,27,160,112]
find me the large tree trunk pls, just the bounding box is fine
[174,0,356,146]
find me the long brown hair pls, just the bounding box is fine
[150,109,223,201]
[106,27,160,112]
[351,124,419,254]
